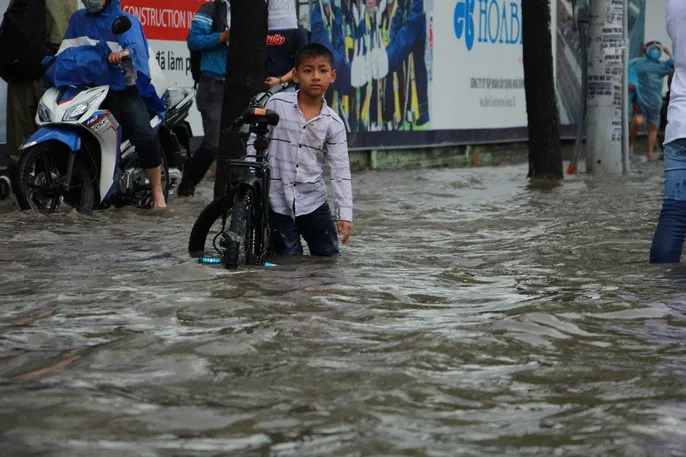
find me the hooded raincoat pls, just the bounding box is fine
[628,53,674,125]
[45,0,167,118]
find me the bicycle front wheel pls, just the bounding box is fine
[223,187,256,269]
[188,187,256,269]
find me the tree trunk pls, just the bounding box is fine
[214,0,268,198]
[522,0,563,180]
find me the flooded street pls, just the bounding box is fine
[0,161,684,457]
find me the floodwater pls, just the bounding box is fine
[0,161,684,457]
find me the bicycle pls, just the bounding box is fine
[187,84,285,269]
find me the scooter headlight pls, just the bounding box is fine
[38,103,52,122]
[62,94,101,122]
[63,102,91,122]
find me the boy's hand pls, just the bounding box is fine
[220,29,231,42]
[337,221,352,245]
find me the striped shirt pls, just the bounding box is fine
[256,91,353,222]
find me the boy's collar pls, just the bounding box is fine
[292,89,329,109]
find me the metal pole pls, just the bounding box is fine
[586,0,625,174]
[622,0,631,173]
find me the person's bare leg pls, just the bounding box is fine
[630,114,643,152]
[647,123,658,161]
[144,166,167,208]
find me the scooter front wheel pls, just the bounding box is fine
[16,141,96,214]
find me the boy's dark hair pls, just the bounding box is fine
[295,43,334,69]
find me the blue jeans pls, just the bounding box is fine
[650,138,686,263]
[270,202,340,256]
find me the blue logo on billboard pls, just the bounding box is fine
[454,0,522,51]
[454,0,476,50]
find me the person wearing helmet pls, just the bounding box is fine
[628,41,674,161]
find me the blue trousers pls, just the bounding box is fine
[650,138,686,263]
[270,202,340,257]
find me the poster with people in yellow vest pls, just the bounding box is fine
[310,0,432,136]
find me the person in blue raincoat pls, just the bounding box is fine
[49,0,169,209]
[628,41,674,161]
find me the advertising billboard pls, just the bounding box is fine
[309,0,530,149]
[0,0,665,157]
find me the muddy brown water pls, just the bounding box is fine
[0,161,684,457]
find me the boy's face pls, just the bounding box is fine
[366,0,376,13]
[293,56,336,98]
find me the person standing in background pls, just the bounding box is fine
[177,0,230,200]
[263,0,309,90]
[628,41,674,161]
[3,0,79,168]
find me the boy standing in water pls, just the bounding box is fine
[260,43,353,256]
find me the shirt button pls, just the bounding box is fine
[299,144,302,148]
[296,164,299,168]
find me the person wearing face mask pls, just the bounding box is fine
[628,41,674,161]
[4,0,79,172]
[54,0,169,208]
[177,0,230,200]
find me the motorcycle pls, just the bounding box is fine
[14,16,194,213]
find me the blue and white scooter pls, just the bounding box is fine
[14,16,194,213]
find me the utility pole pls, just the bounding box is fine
[522,0,563,180]
[214,0,268,199]
[585,0,628,174]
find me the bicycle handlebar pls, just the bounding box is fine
[222,107,280,134]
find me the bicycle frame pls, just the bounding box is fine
[193,84,285,267]
[219,117,274,265]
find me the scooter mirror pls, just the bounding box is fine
[111,16,132,35]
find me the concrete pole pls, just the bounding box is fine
[586,0,627,174]
[622,0,631,173]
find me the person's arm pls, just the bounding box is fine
[659,43,672,58]
[57,13,78,53]
[282,25,310,83]
[325,120,353,244]
[187,9,227,52]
